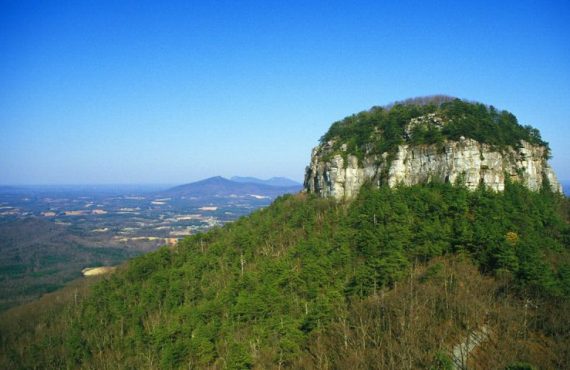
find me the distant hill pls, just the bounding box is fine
[230,176,301,187]
[161,176,301,198]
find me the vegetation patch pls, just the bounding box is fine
[320,96,550,161]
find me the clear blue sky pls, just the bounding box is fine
[1,0,569,185]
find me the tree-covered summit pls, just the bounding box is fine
[320,96,550,160]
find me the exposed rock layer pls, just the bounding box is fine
[304,137,562,200]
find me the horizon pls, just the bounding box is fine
[0,175,304,188]
[1,1,569,185]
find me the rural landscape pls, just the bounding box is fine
[0,177,301,310]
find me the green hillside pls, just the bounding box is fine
[1,180,569,369]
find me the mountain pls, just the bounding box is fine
[161,176,301,198]
[305,97,562,200]
[230,176,301,187]
[1,97,569,369]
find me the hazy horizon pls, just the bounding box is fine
[2,1,569,185]
[0,174,304,187]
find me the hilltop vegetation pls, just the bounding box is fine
[321,97,550,161]
[1,181,569,369]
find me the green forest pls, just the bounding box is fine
[1,180,569,369]
[320,97,550,162]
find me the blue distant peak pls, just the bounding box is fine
[230,176,301,187]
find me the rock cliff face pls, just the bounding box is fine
[304,137,562,200]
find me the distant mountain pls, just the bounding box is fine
[230,176,301,187]
[161,176,301,198]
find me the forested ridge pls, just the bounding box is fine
[1,180,569,369]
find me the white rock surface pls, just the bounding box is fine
[304,138,562,201]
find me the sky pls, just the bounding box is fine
[1,0,569,185]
